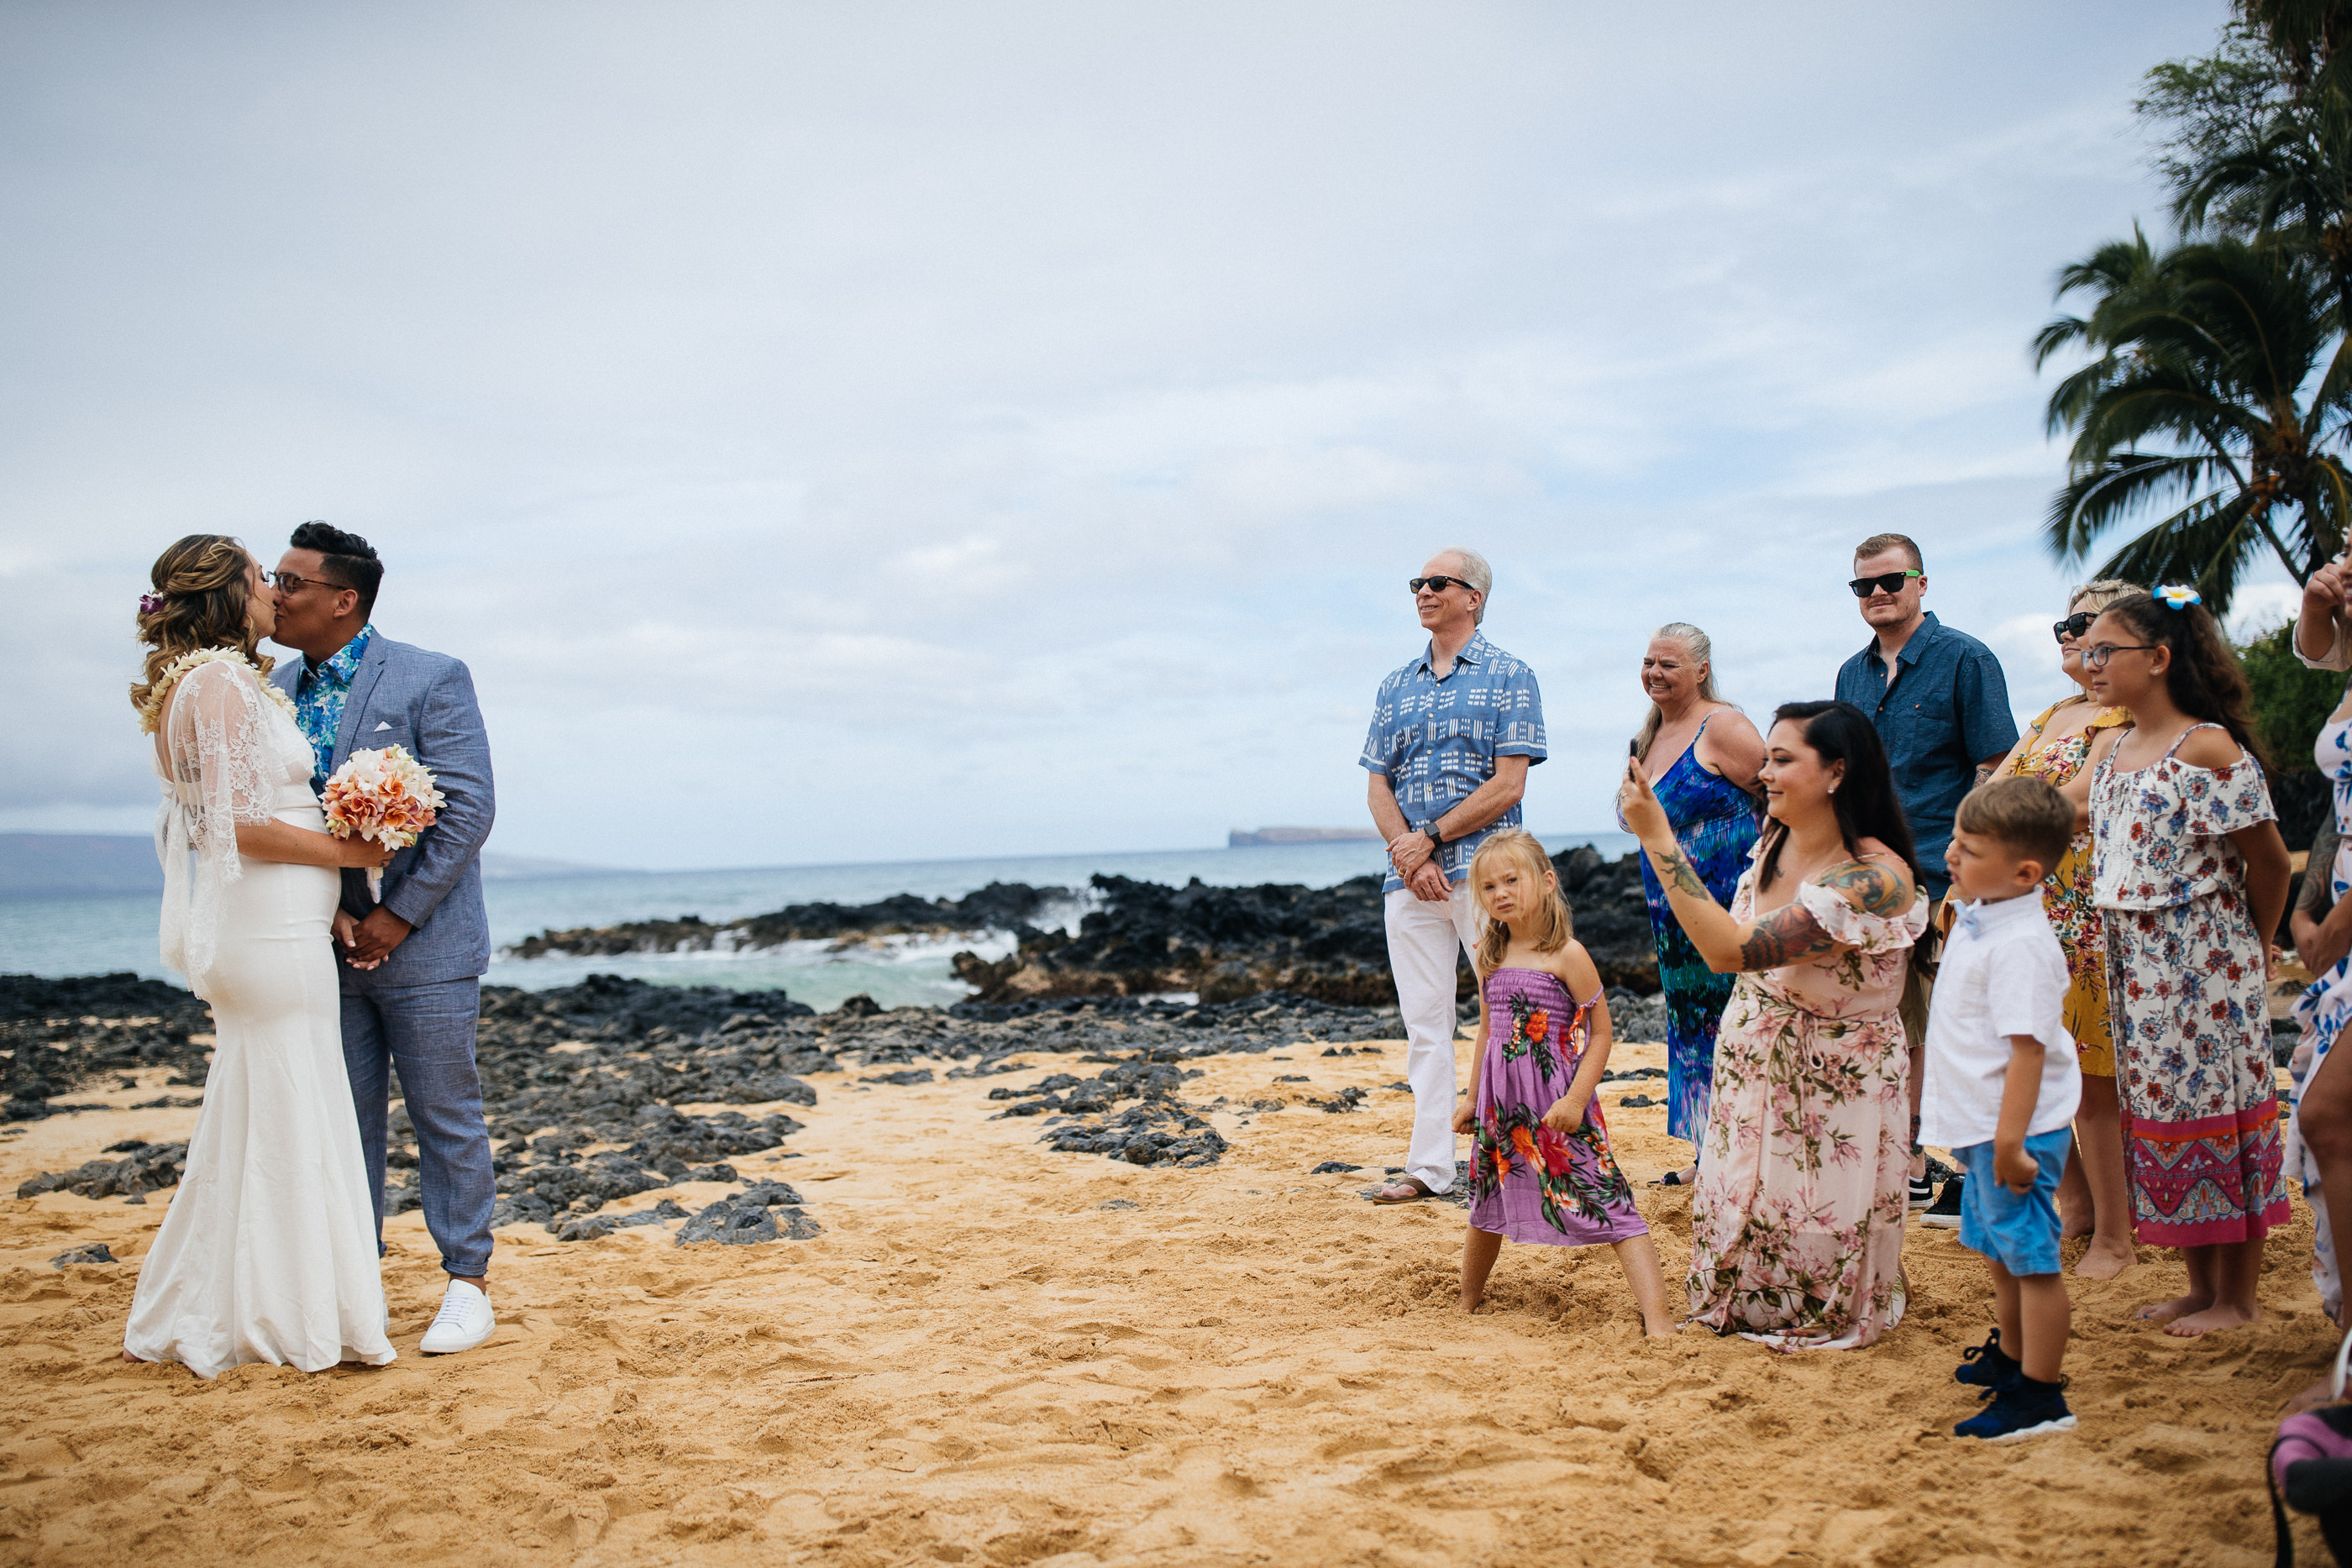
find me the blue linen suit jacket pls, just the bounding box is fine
[272,635,496,987]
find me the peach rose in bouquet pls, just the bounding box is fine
[322,745,444,902]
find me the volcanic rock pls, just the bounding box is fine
[2,973,215,1121]
[676,1183,822,1245]
[18,1140,187,1200]
[506,882,1067,958]
[949,847,1662,1004]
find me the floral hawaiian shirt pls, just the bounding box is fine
[291,624,373,789]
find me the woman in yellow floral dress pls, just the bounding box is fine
[1983,579,2138,1279]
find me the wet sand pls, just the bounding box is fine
[0,1031,2333,1565]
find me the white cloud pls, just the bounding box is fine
[0,1,2241,867]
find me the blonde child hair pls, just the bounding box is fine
[1467,829,1572,972]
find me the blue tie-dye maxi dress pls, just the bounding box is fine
[1633,717,1761,1147]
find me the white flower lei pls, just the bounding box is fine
[137,646,300,735]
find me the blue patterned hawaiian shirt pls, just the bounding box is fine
[292,624,374,789]
[1359,631,1546,893]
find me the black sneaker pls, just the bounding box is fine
[1909,1153,1956,1210]
[1955,1376,2074,1441]
[1921,1174,1965,1229]
[1954,1329,2019,1394]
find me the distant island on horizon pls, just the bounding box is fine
[1227,826,1383,847]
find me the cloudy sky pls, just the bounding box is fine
[1,2,2271,869]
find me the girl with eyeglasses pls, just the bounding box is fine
[2072,589,2292,1337]
[1973,579,2139,1281]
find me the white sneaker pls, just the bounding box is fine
[419,1279,496,1354]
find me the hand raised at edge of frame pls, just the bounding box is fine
[2306,559,2350,620]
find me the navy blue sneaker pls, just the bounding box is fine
[1955,1377,2075,1442]
[1954,1329,2019,1398]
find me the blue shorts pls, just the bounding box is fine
[1954,1128,2071,1277]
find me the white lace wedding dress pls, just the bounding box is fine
[122,655,395,1377]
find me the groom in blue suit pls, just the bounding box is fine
[268,522,501,1356]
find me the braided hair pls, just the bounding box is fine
[129,535,274,716]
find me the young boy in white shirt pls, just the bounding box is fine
[1920,775,2083,1441]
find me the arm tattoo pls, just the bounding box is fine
[1735,903,1840,971]
[1650,843,1714,903]
[1817,858,1911,915]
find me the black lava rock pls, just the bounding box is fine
[509,883,1068,959]
[50,1243,116,1267]
[1,975,214,1120]
[18,1141,187,1200]
[556,1197,690,1241]
[675,1188,822,1245]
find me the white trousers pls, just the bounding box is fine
[1384,884,1483,1193]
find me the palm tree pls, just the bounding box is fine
[2175,79,2352,318]
[2037,231,2352,611]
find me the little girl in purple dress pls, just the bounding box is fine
[1453,830,1678,1335]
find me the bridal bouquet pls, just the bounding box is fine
[322,746,444,902]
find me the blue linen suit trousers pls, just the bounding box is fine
[340,972,496,1278]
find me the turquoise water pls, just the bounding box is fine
[0,831,1636,1011]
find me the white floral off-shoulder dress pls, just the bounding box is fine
[2089,724,2288,1247]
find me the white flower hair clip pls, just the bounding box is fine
[2154,584,2203,611]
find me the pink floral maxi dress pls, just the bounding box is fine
[1686,862,1926,1349]
[2090,725,2288,1245]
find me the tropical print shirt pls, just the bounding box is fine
[1358,630,1546,894]
[292,624,374,789]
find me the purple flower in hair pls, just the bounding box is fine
[138,592,163,616]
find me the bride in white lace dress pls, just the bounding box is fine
[122,536,396,1377]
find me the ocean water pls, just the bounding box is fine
[0,831,1637,1012]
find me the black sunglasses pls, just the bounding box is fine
[1410,574,1477,595]
[1847,569,1922,597]
[2052,611,2096,642]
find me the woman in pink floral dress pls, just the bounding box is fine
[1621,700,1925,1349]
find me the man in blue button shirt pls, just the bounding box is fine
[1359,548,1546,1203]
[1834,531,2018,1207]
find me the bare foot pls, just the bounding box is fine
[1643,1319,1683,1339]
[119,1350,146,1364]
[2073,1240,2137,1280]
[1459,1297,1485,1313]
[2162,1302,2259,1337]
[2286,1377,2343,1415]
[2134,1294,2211,1324]
[2061,1215,2094,1243]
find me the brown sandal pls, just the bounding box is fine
[1367,1177,1436,1204]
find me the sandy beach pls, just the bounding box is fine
[0,1025,2334,1566]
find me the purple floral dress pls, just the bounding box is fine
[2090,723,2287,1247]
[1467,967,1647,1245]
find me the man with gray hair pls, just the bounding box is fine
[1358,548,1547,1203]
